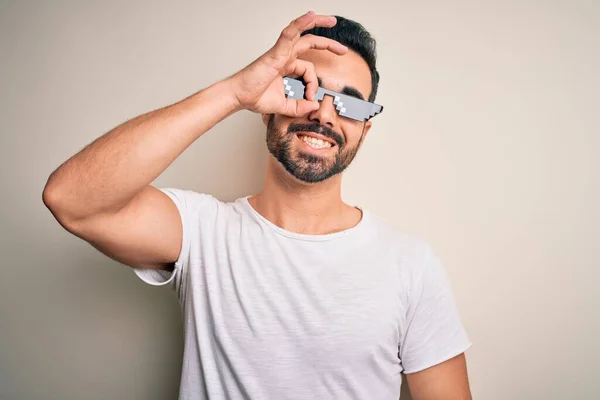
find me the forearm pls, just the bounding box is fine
[43,78,240,222]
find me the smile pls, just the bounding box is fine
[295,132,336,150]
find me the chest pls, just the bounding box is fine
[194,235,404,368]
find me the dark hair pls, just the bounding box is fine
[302,16,380,102]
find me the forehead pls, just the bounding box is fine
[297,48,372,100]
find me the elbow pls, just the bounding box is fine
[42,177,79,233]
[42,175,59,214]
[42,172,63,214]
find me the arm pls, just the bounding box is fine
[42,79,239,269]
[405,353,472,400]
[400,247,473,399]
[42,11,346,270]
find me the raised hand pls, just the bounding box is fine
[229,11,348,117]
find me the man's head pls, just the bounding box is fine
[263,16,379,184]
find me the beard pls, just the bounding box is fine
[266,115,364,183]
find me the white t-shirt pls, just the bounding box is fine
[134,188,471,400]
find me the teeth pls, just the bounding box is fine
[299,135,332,149]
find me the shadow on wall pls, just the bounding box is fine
[4,237,184,399]
[400,375,412,399]
[65,250,186,399]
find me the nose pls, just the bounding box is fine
[308,95,337,128]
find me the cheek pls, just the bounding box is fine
[268,115,290,135]
[274,114,298,129]
[341,122,365,147]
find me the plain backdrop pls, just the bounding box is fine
[1,1,598,399]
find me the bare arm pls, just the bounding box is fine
[43,80,240,269]
[405,353,472,400]
[44,80,239,226]
[43,11,347,270]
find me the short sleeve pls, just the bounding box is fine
[133,188,200,299]
[399,248,472,373]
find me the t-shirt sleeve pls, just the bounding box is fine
[399,247,472,373]
[132,188,205,301]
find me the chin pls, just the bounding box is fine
[289,163,340,184]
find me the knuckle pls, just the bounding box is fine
[300,34,314,44]
[281,25,295,39]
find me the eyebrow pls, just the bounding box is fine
[317,77,366,101]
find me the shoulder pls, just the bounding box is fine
[159,187,216,207]
[156,188,223,228]
[363,212,461,317]
[157,187,251,222]
[362,210,441,283]
[364,210,434,260]
[158,187,234,212]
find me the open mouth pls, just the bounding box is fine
[296,133,336,150]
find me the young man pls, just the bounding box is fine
[43,12,472,400]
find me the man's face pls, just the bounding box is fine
[264,48,373,184]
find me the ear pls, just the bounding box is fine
[362,120,373,137]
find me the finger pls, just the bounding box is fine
[271,12,338,58]
[298,13,338,32]
[286,59,318,101]
[281,97,320,118]
[294,34,348,57]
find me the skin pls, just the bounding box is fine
[251,46,374,235]
[42,11,471,399]
[405,354,472,400]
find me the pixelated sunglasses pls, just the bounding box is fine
[283,77,383,122]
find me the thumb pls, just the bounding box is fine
[282,98,320,117]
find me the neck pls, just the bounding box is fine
[248,159,361,235]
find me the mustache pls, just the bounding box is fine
[287,122,344,147]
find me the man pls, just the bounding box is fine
[43,11,472,400]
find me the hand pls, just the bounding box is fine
[229,11,348,117]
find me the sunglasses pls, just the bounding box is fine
[283,77,383,122]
